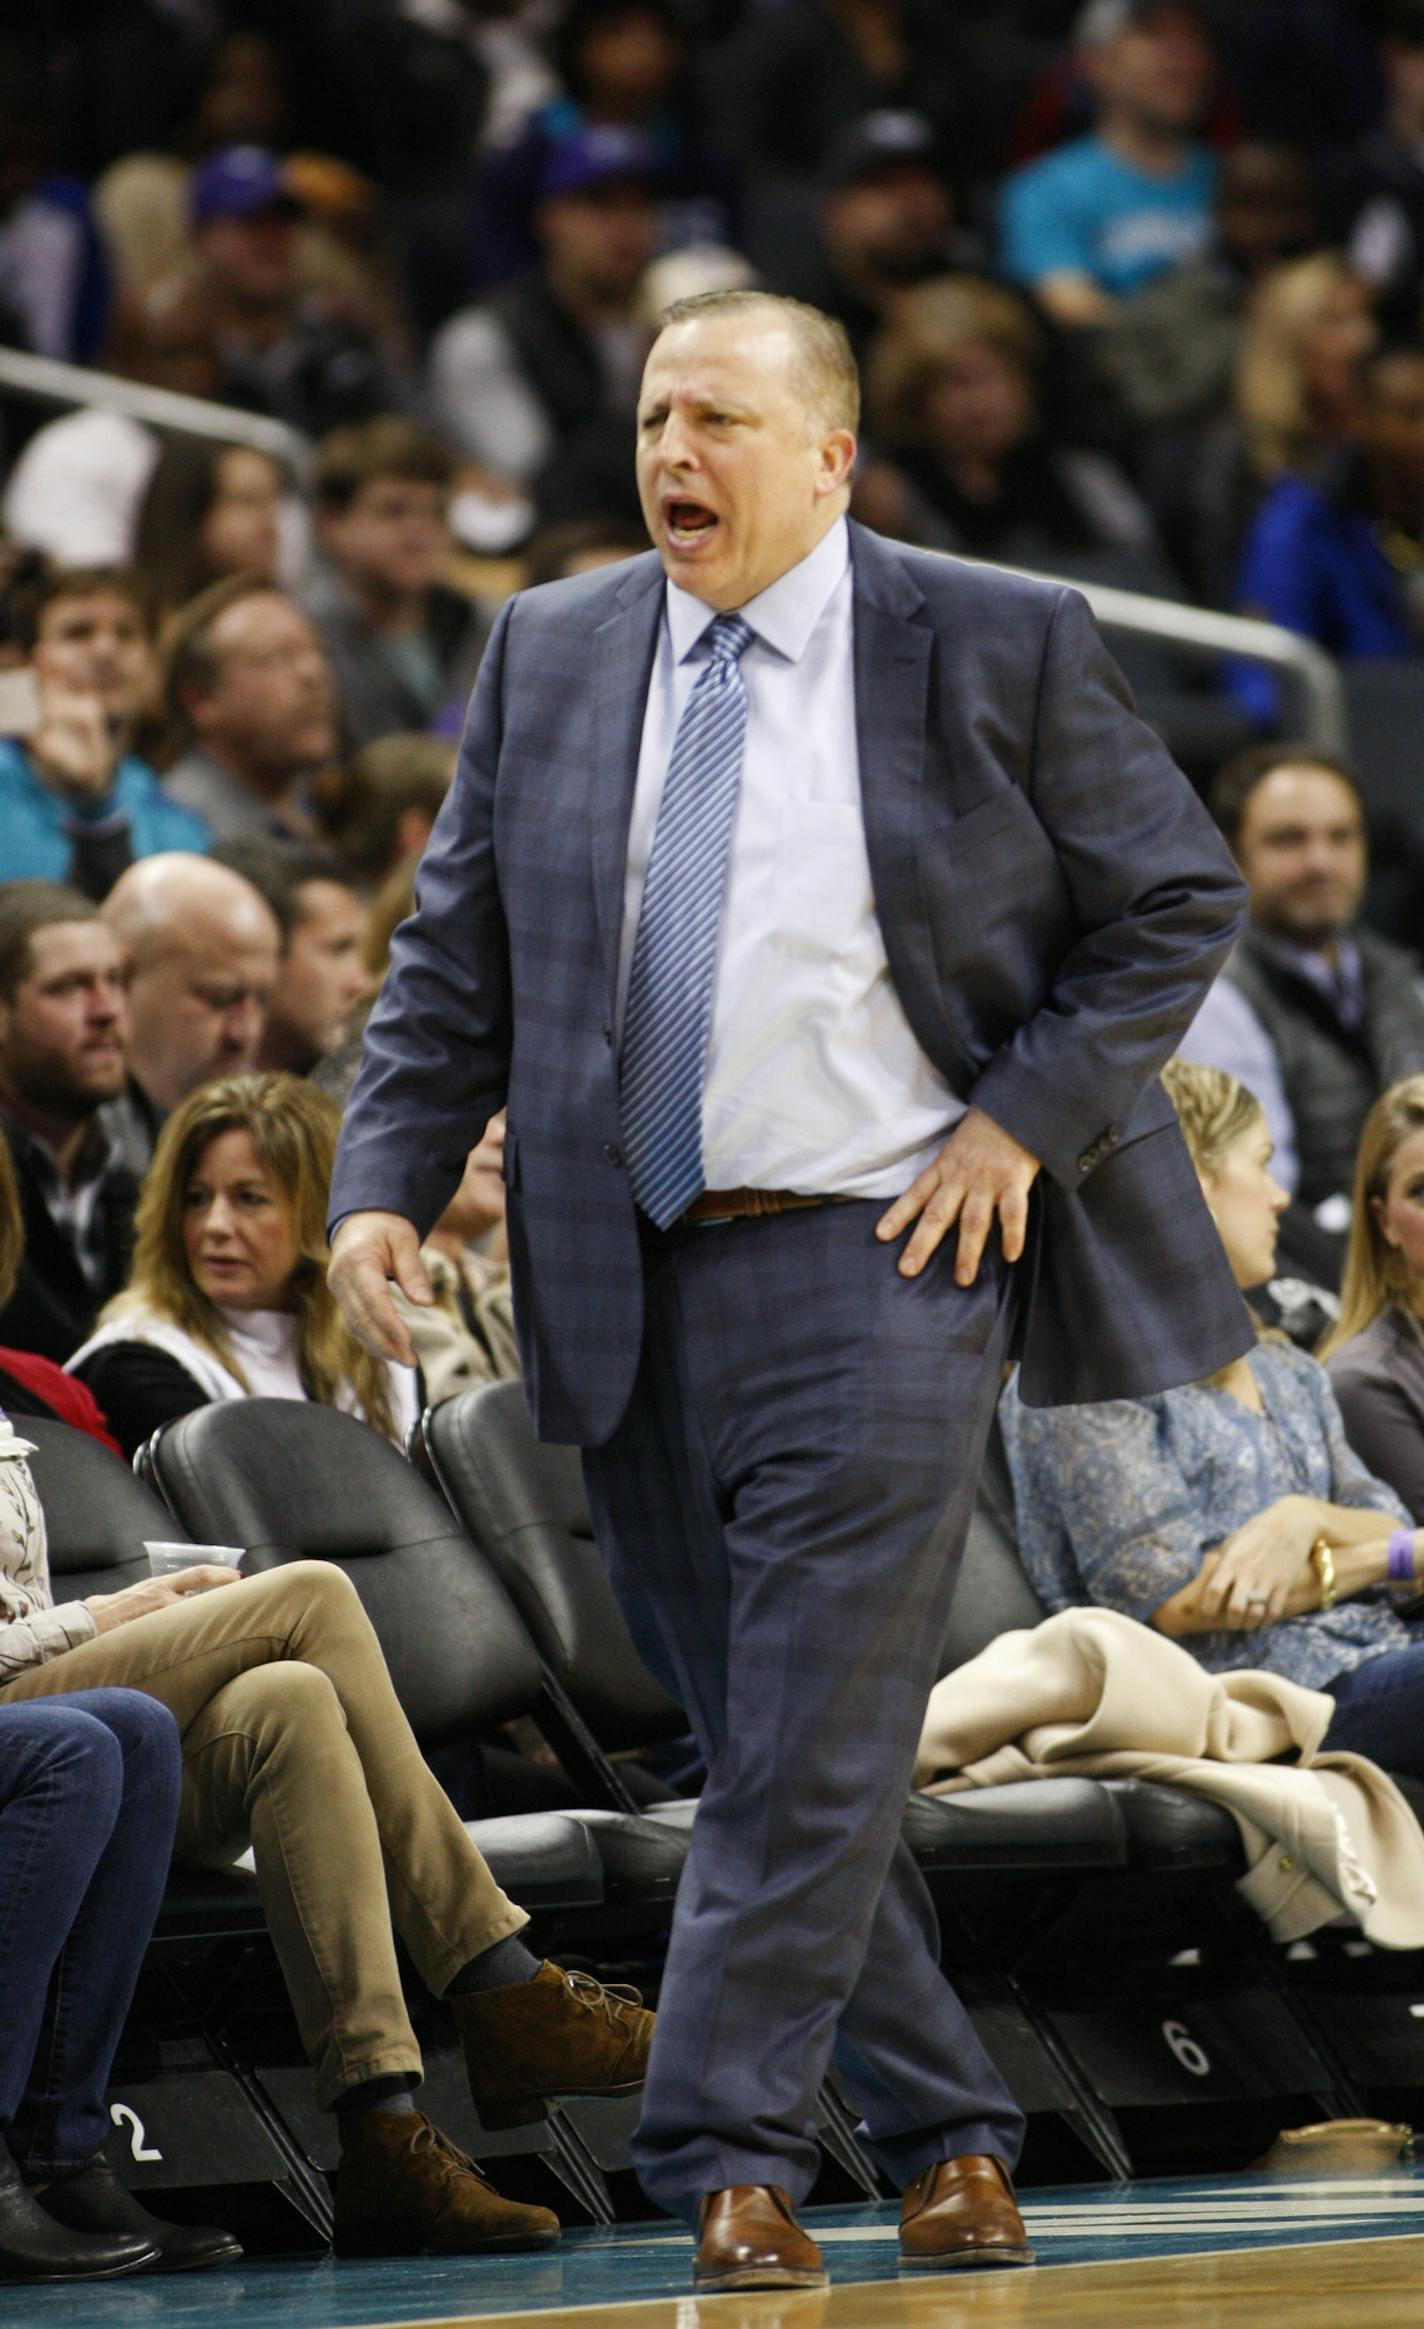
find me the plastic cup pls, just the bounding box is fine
[143,1541,245,1582]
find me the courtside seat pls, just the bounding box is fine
[414,1382,688,1756]
[26,1411,177,1601]
[418,1384,1141,1891]
[143,1400,548,1750]
[943,1426,1248,1885]
[461,1813,605,1911]
[140,1399,684,1921]
[1101,1780,1243,1874]
[902,1780,1126,1875]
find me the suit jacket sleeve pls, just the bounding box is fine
[328,599,515,1238]
[967,585,1247,1187]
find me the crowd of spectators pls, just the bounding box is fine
[8,0,1424,2271]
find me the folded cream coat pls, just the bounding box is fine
[914,1607,1424,1947]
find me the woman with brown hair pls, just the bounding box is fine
[132,437,285,616]
[68,1072,411,1461]
[1000,1060,1424,1778]
[858,273,1167,574]
[1323,1075,1424,1521]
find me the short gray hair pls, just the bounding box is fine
[655,289,861,435]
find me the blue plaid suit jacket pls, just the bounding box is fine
[331,522,1252,1445]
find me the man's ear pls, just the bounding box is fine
[816,427,857,498]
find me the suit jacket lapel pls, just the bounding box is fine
[849,525,972,1083]
[590,561,664,1008]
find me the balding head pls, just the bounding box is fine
[103,853,280,1110]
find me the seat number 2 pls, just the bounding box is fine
[109,2102,163,2162]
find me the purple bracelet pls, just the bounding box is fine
[1388,1528,1417,1585]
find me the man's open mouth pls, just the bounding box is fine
[663,498,719,546]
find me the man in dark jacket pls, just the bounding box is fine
[0,882,136,1363]
[304,418,489,751]
[1181,741,1424,1274]
[429,124,656,510]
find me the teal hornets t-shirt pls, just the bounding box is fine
[1000,135,1217,298]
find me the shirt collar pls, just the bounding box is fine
[0,1105,119,1194]
[1252,928,1364,1024]
[665,515,850,669]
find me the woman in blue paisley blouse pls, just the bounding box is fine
[1000,1058,1424,1780]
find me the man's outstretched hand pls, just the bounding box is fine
[876,1106,1041,1285]
[328,1211,434,1366]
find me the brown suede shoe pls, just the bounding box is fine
[452,1961,654,2127]
[899,2155,1034,2271]
[331,2111,560,2257]
[694,2185,828,2293]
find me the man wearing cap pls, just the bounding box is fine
[430,125,658,496]
[186,144,406,438]
[329,287,1249,2286]
[807,111,988,370]
[1001,1,1219,327]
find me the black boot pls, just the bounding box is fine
[0,2141,155,2282]
[31,2155,241,2273]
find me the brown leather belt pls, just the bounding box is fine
[681,1187,849,1225]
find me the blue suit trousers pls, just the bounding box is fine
[582,1199,1027,2221]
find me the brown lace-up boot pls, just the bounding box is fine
[331,2111,560,2256]
[451,1961,655,2127]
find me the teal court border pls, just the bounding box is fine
[8,2168,1424,2329]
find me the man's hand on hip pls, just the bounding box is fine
[876,1107,1041,1285]
[328,1211,434,1367]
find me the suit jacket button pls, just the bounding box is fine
[1078,1149,1096,1175]
[603,1024,614,1047]
[603,1142,623,1167]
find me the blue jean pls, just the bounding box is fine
[1322,1643,1424,1783]
[0,1690,181,2174]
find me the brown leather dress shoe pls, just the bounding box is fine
[331,2110,561,2256]
[899,2154,1035,2270]
[452,1962,655,2127]
[694,2185,828,2293]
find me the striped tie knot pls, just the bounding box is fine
[706,611,754,669]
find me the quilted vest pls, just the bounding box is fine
[1223,923,1424,1208]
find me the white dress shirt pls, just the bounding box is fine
[616,516,963,1198]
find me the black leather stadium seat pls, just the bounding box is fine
[26,1412,183,1600]
[416,1381,688,1754]
[940,1420,1245,1884]
[416,1382,1136,1888]
[141,1399,682,1917]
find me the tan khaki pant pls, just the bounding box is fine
[0,1563,526,2104]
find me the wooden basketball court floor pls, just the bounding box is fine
[8,2167,1424,2329]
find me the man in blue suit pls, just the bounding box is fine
[329,290,1250,2288]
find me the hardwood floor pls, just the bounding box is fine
[420,2235,1424,2329]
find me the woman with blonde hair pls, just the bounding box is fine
[1000,1060,1424,1778]
[1323,1076,1424,1521]
[1235,251,1375,481]
[67,1072,413,1460]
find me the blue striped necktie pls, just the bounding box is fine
[620,610,755,1227]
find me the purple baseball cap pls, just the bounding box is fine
[538,124,660,204]
[191,146,302,227]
